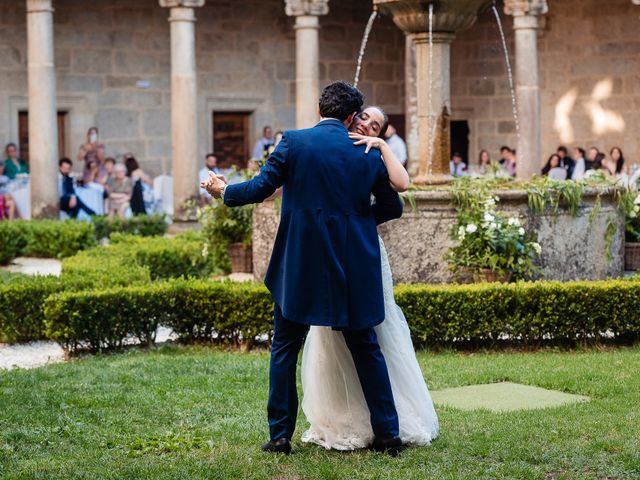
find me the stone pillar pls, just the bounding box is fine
[504,0,548,179]
[159,0,204,219]
[285,0,329,129]
[404,35,419,176]
[27,0,59,218]
[410,32,455,183]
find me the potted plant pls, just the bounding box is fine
[199,201,254,274]
[446,194,541,282]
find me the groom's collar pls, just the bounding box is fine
[315,118,348,130]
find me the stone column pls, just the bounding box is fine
[404,35,419,176]
[504,0,548,179]
[27,0,59,218]
[410,32,455,183]
[285,0,329,129]
[159,0,204,220]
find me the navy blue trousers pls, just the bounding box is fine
[267,304,399,442]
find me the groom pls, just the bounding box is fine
[202,81,404,456]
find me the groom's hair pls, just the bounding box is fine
[319,81,364,121]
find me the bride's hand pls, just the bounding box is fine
[349,132,385,154]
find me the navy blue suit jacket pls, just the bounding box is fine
[224,119,403,330]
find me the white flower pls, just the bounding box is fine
[489,222,497,230]
[466,223,478,233]
[634,205,640,213]
[458,226,466,239]
[634,194,640,205]
[518,227,525,236]
[484,212,495,223]
[508,217,520,226]
[484,198,496,208]
[201,242,209,258]
[531,242,542,255]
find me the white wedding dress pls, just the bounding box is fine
[300,237,439,450]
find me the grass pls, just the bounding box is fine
[0,345,639,479]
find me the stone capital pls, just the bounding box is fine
[504,0,548,17]
[285,0,329,17]
[158,0,205,8]
[26,0,54,14]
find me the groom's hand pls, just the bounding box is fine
[200,171,228,199]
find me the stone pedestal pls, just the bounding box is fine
[410,32,454,182]
[27,0,59,218]
[160,0,204,219]
[505,0,548,179]
[285,0,329,129]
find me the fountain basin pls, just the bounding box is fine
[252,188,624,284]
[374,0,493,34]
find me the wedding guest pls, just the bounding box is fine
[585,152,610,179]
[251,125,273,161]
[103,157,116,183]
[384,124,408,168]
[542,154,567,180]
[587,146,599,171]
[77,127,106,184]
[199,153,221,206]
[450,152,467,177]
[477,149,492,175]
[610,147,626,175]
[268,131,284,156]
[107,163,132,218]
[125,156,152,215]
[59,158,96,218]
[571,147,589,180]
[498,145,512,166]
[3,143,29,180]
[505,149,517,177]
[557,145,574,177]
[0,161,17,220]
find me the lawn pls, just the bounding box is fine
[0,345,638,479]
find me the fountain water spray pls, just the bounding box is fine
[354,9,379,88]
[427,3,434,177]
[492,4,520,144]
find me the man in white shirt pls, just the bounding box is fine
[251,126,274,162]
[449,152,467,177]
[571,147,588,180]
[384,124,407,168]
[199,153,221,206]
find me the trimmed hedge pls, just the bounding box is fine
[91,214,168,240]
[0,234,213,343]
[0,220,97,265]
[41,279,640,353]
[45,280,272,352]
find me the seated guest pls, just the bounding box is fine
[557,145,574,177]
[504,149,517,177]
[199,153,221,206]
[609,147,626,176]
[542,154,567,180]
[587,146,599,170]
[59,158,96,218]
[498,145,512,166]
[571,147,590,180]
[450,152,467,177]
[477,149,492,176]
[3,143,29,179]
[124,156,151,215]
[107,164,132,218]
[0,160,17,220]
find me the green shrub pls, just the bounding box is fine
[0,276,68,343]
[92,214,168,240]
[60,247,152,287]
[0,221,28,265]
[44,280,272,353]
[395,280,640,345]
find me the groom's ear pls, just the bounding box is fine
[344,111,357,127]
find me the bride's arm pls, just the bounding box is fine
[349,132,410,192]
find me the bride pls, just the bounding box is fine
[301,106,439,450]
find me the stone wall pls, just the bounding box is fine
[0,0,404,176]
[450,0,640,172]
[252,190,625,285]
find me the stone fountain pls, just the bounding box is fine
[373,0,493,184]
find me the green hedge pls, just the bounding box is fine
[0,220,96,265]
[91,214,168,240]
[40,279,640,353]
[44,280,272,352]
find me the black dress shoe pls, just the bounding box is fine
[369,436,405,457]
[261,438,292,454]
